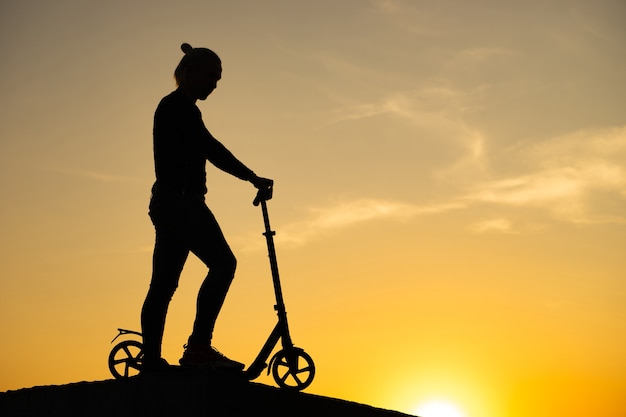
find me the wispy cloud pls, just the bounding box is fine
[237,198,464,250]
[278,199,464,246]
[469,218,516,234]
[44,166,143,183]
[245,126,625,245]
[464,126,626,225]
[328,87,479,126]
[327,87,490,178]
[467,164,623,206]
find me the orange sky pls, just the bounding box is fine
[1,1,625,416]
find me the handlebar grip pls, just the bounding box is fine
[253,185,273,206]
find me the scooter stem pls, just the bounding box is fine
[260,199,287,314]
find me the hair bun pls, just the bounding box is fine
[181,43,193,54]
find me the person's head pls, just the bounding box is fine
[174,43,222,101]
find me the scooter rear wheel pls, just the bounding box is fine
[271,348,315,391]
[108,340,144,379]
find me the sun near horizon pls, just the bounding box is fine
[414,400,465,417]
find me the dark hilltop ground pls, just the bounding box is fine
[0,370,417,417]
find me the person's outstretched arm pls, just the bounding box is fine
[202,132,273,189]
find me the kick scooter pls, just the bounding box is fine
[242,185,315,390]
[108,186,315,391]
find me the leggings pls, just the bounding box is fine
[141,190,236,359]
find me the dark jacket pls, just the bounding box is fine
[152,89,254,196]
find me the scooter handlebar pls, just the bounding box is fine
[253,185,273,206]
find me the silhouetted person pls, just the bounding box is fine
[140,43,273,372]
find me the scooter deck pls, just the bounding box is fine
[137,364,250,379]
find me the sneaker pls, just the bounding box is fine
[179,343,245,371]
[141,357,170,374]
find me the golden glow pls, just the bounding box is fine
[415,401,465,417]
[1,2,625,417]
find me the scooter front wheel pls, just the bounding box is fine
[108,340,144,379]
[271,348,315,391]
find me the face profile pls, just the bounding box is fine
[191,62,222,101]
[174,43,223,102]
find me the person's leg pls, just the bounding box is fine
[189,247,237,345]
[141,227,189,362]
[176,197,242,369]
[179,199,237,345]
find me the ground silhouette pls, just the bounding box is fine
[0,371,417,416]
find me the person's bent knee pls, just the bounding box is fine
[209,251,237,277]
[222,252,237,276]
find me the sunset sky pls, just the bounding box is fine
[1,1,625,416]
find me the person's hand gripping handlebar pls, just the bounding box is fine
[252,176,274,206]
